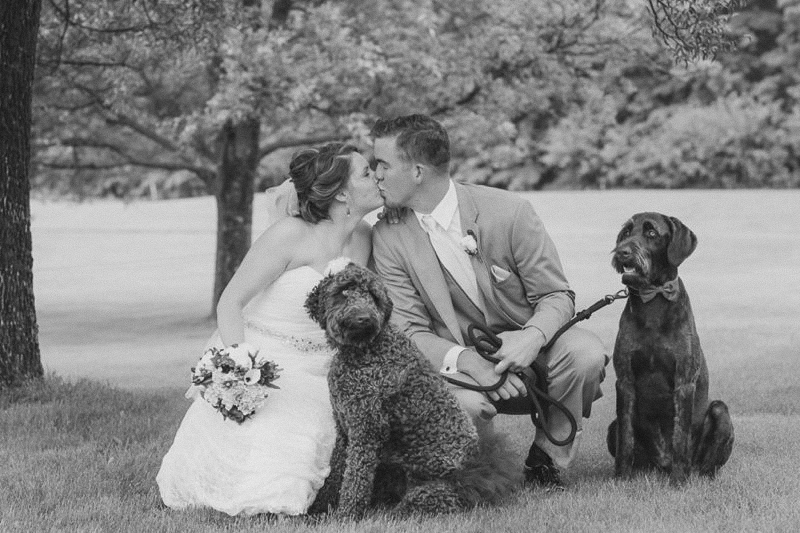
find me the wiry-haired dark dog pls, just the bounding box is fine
[608,213,734,483]
[305,263,520,517]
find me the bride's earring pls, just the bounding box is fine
[337,190,351,216]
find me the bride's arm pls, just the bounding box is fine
[216,218,302,346]
[348,220,373,268]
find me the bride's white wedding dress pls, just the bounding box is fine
[157,265,336,516]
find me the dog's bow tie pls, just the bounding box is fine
[637,278,680,303]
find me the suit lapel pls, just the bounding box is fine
[456,184,494,306]
[399,213,465,345]
[456,184,523,329]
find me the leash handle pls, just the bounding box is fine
[456,324,578,446]
[443,324,506,392]
[467,324,502,360]
[442,288,627,446]
[519,366,577,446]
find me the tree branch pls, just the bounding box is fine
[431,83,482,116]
[101,110,216,171]
[53,137,215,182]
[41,158,215,182]
[39,58,131,68]
[48,0,167,34]
[258,133,351,161]
[103,112,180,153]
[40,161,133,171]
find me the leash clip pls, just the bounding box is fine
[605,288,628,304]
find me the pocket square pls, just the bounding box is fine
[491,265,511,282]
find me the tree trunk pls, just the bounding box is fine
[211,118,260,317]
[0,0,44,386]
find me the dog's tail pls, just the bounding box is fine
[449,428,523,507]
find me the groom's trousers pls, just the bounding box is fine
[447,326,609,470]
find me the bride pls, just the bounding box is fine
[156,143,383,516]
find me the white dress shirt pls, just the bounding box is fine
[414,180,485,374]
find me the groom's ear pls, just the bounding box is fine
[304,277,328,327]
[413,163,425,184]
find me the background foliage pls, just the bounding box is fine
[540,0,800,189]
[31,0,799,198]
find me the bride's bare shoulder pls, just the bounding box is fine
[248,217,313,255]
[262,215,311,238]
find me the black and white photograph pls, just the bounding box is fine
[1,0,799,531]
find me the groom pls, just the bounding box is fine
[370,114,608,488]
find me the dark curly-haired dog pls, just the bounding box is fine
[305,262,520,517]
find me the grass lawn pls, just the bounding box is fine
[2,190,798,532]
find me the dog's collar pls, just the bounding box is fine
[635,277,680,303]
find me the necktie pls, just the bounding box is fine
[420,214,485,314]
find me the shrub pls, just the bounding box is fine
[540,94,800,188]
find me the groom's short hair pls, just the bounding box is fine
[370,114,450,175]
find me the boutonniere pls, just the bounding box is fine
[460,230,478,257]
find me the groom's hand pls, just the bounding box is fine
[459,350,526,402]
[493,328,546,374]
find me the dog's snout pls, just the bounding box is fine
[352,315,372,327]
[614,246,631,259]
[344,311,378,333]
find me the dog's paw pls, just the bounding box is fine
[614,460,635,480]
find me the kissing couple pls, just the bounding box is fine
[156,114,608,516]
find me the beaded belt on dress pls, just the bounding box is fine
[244,319,329,352]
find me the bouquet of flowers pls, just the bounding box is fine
[190,343,281,424]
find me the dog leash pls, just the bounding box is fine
[443,288,628,446]
[466,323,577,446]
[543,288,629,352]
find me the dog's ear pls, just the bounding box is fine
[367,270,393,322]
[666,216,697,267]
[304,276,330,327]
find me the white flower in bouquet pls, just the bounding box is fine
[244,368,262,385]
[212,367,237,386]
[196,351,216,374]
[220,390,238,410]
[204,387,220,405]
[227,343,255,370]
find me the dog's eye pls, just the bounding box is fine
[646,230,657,238]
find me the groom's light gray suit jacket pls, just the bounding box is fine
[372,182,575,370]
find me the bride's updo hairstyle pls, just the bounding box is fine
[289,142,359,224]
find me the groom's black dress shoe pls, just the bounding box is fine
[524,442,565,491]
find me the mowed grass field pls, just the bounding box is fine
[1,189,798,532]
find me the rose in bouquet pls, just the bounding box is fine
[190,343,281,423]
